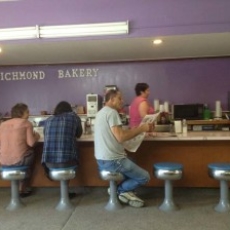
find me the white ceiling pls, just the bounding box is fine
[0,32,230,66]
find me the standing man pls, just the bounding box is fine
[94,89,153,208]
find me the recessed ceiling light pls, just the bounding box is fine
[153,39,162,45]
[0,47,2,53]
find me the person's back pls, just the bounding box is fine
[94,106,126,161]
[42,111,82,164]
[42,101,82,198]
[0,118,37,165]
[0,103,40,197]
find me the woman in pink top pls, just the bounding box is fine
[0,103,40,197]
[129,83,154,127]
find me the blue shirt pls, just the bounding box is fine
[42,112,82,163]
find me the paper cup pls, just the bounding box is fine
[174,120,182,133]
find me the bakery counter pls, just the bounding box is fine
[1,131,230,188]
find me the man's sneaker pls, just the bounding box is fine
[118,192,144,208]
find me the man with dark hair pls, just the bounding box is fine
[0,103,40,197]
[42,101,82,183]
[94,90,153,208]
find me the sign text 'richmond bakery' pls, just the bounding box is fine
[0,68,99,81]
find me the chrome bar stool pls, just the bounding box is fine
[1,166,28,211]
[153,162,183,212]
[99,170,124,211]
[48,166,77,211]
[208,163,230,212]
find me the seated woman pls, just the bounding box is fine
[0,103,40,197]
[42,101,82,196]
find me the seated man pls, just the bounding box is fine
[94,89,153,208]
[0,103,40,197]
[42,101,82,196]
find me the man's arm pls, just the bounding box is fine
[111,123,153,143]
[139,101,149,118]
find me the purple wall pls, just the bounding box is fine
[1,58,230,115]
[0,0,230,42]
[1,1,230,115]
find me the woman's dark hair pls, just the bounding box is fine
[135,83,149,96]
[54,101,72,115]
[105,89,119,102]
[11,103,28,118]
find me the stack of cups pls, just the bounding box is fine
[215,100,222,118]
[154,99,160,112]
[164,101,169,113]
[159,104,164,112]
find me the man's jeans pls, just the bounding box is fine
[97,158,150,194]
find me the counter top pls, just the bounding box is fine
[35,125,230,142]
[144,131,230,141]
[78,131,230,142]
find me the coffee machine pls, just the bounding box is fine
[86,94,100,117]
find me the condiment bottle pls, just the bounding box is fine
[85,118,91,135]
[182,119,187,136]
[203,104,211,120]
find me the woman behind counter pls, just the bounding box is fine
[129,83,154,128]
[0,103,40,197]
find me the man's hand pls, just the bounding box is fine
[141,122,154,132]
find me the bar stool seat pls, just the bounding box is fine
[153,162,183,212]
[99,170,124,211]
[48,166,77,211]
[208,163,230,212]
[1,166,28,211]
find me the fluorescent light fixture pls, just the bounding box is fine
[39,21,129,38]
[0,21,128,41]
[0,0,21,1]
[0,26,39,41]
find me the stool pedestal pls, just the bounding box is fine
[153,162,183,212]
[160,180,179,211]
[49,166,77,211]
[215,180,230,212]
[100,171,124,211]
[208,163,230,213]
[1,166,28,211]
